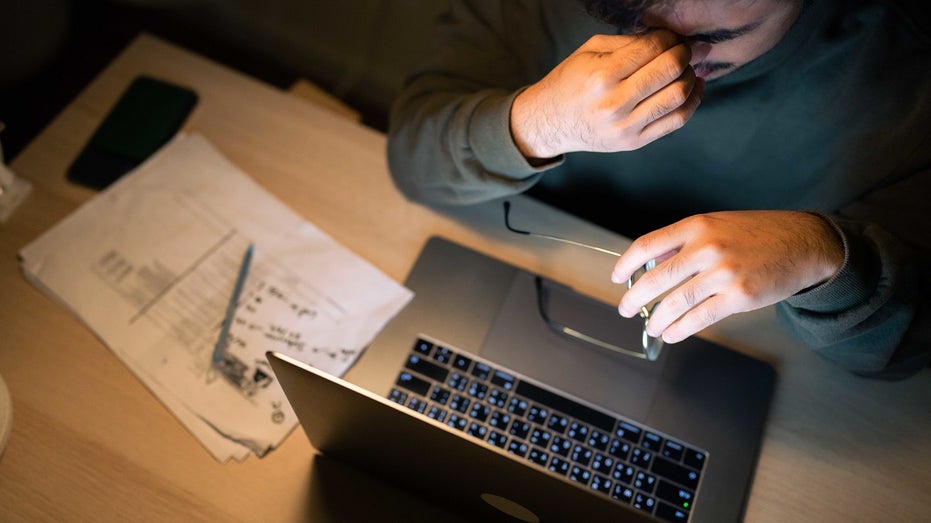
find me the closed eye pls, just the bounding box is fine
[688,22,762,44]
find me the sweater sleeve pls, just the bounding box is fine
[386,0,563,205]
[777,162,931,380]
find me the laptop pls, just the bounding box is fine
[268,236,775,522]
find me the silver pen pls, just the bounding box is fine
[212,244,254,365]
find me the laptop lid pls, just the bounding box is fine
[270,236,775,522]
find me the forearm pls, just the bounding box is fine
[387,85,555,205]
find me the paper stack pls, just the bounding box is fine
[19,134,412,461]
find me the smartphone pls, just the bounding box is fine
[67,75,198,189]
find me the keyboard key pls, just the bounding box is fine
[429,386,450,405]
[507,441,529,457]
[662,440,685,461]
[489,411,511,429]
[631,447,653,468]
[587,430,610,451]
[633,493,656,514]
[388,389,408,404]
[569,466,592,486]
[608,439,631,460]
[528,448,549,466]
[612,464,635,484]
[527,406,549,424]
[642,431,663,451]
[509,420,531,440]
[591,453,615,474]
[634,471,657,493]
[570,445,593,466]
[616,422,642,444]
[487,431,508,448]
[547,414,569,434]
[611,485,635,504]
[488,388,509,408]
[550,436,572,457]
[426,406,447,423]
[467,422,488,439]
[452,354,472,371]
[471,362,492,380]
[468,403,490,422]
[590,474,613,495]
[447,414,467,431]
[491,370,516,391]
[655,502,690,522]
[507,397,529,417]
[433,346,454,364]
[548,457,570,476]
[683,448,707,471]
[447,372,469,391]
[529,428,552,447]
[567,422,589,442]
[405,355,449,382]
[651,457,701,489]
[407,397,427,414]
[467,381,488,400]
[395,372,430,396]
[655,480,694,512]
[449,394,470,413]
[413,339,433,355]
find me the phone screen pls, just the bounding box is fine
[67,75,198,189]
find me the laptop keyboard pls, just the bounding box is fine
[387,337,707,522]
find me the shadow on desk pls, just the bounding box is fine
[308,454,476,522]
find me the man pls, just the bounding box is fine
[387,0,931,379]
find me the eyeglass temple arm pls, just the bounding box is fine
[503,201,622,257]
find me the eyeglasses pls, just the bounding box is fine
[503,201,663,361]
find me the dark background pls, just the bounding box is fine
[0,0,446,162]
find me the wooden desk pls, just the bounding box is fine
[1,34,929,522]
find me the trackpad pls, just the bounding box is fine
[479,272,662,423]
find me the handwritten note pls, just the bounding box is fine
[19,134,413,461]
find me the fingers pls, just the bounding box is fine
[603,36,703,148]
[640,269,727,342]
[612,211,843,344]
[620,41,694,106]
[581,30,683,80]
[659,295,735,344]
[612,222,690,287]
[638,75,704,144]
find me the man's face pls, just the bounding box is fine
[641,0,803,80]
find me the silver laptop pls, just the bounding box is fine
[268,236,775,522]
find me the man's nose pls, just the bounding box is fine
[688,41,712,65]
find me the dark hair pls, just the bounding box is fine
[581,0,806,29]
[581,0,669,28]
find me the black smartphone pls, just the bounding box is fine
[67,75,198,189]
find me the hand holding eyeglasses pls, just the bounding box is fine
[504,202,665,360]
[611,210,845,344]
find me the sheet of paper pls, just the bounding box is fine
[18,134,413,461]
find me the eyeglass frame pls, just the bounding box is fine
[503,201,664,361]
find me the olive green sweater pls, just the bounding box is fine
[387,0,931,378]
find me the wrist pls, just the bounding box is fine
[803,211,846,285]
[509,87,559,161]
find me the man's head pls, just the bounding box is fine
[583,0,805,80]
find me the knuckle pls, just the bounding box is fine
[681,286,701,308]
[656,52,688,84]
[669,81,691,107]
[699,306,718,326]
[733,278,759,302]
[663,111,689,131]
